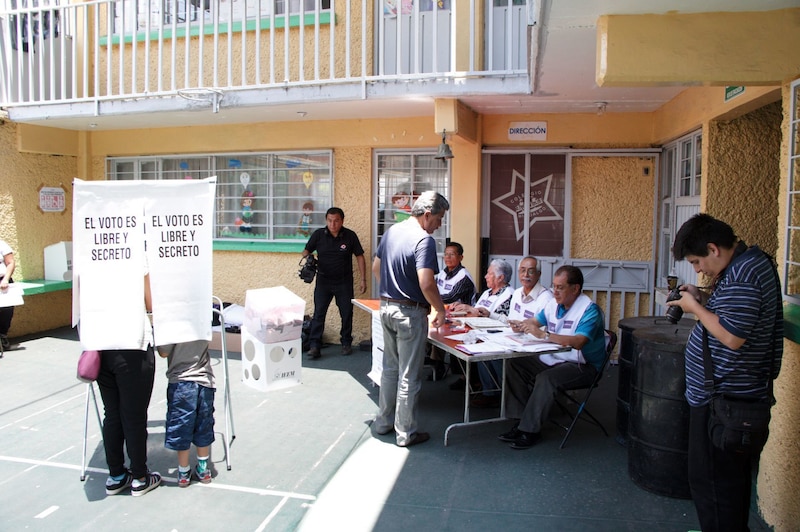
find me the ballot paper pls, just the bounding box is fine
[461,317,508,329]
[455,341,510,355]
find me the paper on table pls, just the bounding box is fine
[455,341,510,354]
[461,317,507,329]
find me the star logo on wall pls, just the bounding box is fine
[492,170,563,241]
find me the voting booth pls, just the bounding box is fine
[241,286,305,391]
[44,241,73,281]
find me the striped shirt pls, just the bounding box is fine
[684,244,783,406]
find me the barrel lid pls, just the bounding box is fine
[633,325,693,346]
[619,316,694,331]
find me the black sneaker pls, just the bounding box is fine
[105,471,133,495]
[131,471,162,497]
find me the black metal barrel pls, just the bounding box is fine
[627,325,694,499]
[616,316,693,446]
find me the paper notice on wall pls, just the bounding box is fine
[72,179,148,349]
[146,178,216,346]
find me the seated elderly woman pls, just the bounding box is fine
[449,259,513,405]
[449,258,513,321]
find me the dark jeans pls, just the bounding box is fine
[688,404,756,532]
[0,306,12,336]
[309,279,354,348]
[505,358,597,433]
[97,347,156,479]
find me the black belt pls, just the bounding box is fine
[380,297,430,310]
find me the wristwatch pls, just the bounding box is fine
[544,331,551,341]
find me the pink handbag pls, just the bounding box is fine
[77,350,101,382]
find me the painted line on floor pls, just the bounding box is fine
[0,455,316,501]
[0,392,85,430]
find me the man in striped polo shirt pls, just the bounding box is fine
[669,213,783,532]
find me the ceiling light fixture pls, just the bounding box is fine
[434,129,454,160]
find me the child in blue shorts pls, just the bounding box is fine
[158,340,216,487]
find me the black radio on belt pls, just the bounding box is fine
[298,254,318,283]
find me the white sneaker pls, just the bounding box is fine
[131,472,161,497]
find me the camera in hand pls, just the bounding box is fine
[298,254,318,283]
[665,289,684,324]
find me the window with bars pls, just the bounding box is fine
[113,0,330,33]
[659,130,701,289]
[107,151,333,243]
[785,78,800,303]
[374,151,450,256]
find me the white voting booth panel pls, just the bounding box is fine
[241,286,305,391]
[44,241,73,281]
[368,311,384,385]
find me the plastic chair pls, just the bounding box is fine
[553,329,617,449]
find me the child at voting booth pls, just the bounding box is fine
[158,339,216,487]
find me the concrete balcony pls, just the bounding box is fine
[0,0,531,129]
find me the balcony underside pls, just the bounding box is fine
[6,75,531,130]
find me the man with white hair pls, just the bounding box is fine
[372,191,449,447]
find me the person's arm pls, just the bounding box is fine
[668,285,745,350]
[1,252,14,290]
[419,267,446,328]
[514,314,589,349]
[356,254,367,294]
[372,256,381,285]
[487,294,511,322]
[144,274,152,313]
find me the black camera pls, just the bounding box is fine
[665,289,684,324]
[298,255,318,283]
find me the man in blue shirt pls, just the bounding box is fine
[501,265,605,449]
[303,207,366,358]
[668,213,782,532]
[372,191,449,447]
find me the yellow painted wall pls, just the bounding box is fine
[0,121,76,337]
[570,155,655,331]
[760,79,800,531]
[705,102,782,257]
[92,3,372,97]
[482,112,655,148]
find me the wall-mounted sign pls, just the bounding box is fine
[39,186,66,213]
[725,86,745,102]
[508,121,548,141]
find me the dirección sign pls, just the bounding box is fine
[508,121,547,141]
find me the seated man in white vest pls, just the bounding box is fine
[471,256,553,408]
[500,265,606,449]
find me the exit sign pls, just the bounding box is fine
[725,86,745,102]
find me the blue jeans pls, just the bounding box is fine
[688,404,755,532]
[477,360,503,397]
[309,278,355,348]
[375,301,429,445]
[97,347,156,478]
[165,381,216,451]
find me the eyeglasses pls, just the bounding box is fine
[552,283,573,293]
[518,268,537,276]
[443,253,459,257]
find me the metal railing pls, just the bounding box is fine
[0,0,530,108]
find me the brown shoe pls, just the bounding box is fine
[341,344,352,356]
[307,347,321,359]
